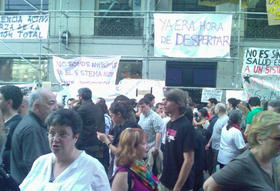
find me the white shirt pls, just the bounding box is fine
[217,126,245,165]
[161,116,171,145]
[20,151,110,191]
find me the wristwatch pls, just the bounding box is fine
[107,142,112,147]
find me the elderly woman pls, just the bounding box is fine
[204,111,280,191]
[111,128,158,191]
[20,109,110,191]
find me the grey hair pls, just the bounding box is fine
[215,103,227,114]
[268,99,280,113]
[28,89,43,111]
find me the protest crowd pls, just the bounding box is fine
[0,85,279,191]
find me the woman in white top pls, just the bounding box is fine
[20,109,110,191]
[217,110,246,168]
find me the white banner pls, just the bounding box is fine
[226,90,246,102]
[201,88,223,103]
[53,56,120,86]
[0,15,49,39]
[242,47,280,100]
[154,14,232,58]
[63,79,165,107]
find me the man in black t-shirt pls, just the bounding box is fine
[160,89,195,191]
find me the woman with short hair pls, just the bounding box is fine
[20,109,110,191]
[111,128,158,191]
[204,111,280,191]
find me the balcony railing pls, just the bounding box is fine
[95,13,144,36]
[244,14,280,39]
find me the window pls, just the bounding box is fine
[95,0,143,36]
[0,58,48,82]
[245,0,280,39]
[5,0,48,12]
[166,61,217,87]
[173,0,215,11]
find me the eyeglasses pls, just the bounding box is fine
[268,136,280,141]
[48,131,70,139]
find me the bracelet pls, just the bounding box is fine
[107,142,112,147]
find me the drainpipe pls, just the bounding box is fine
[144,0,151,79]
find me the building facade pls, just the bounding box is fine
[0,0,279,94]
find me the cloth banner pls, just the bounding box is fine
[63,79,165,108]
[154,14,232,58]
[201,88,223,103]
[242,47,280,100]
[0,15,48,39]
[53,56,120,86]
[266,0,280,25]
[226,90,246,102]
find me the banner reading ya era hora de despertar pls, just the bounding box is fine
[154,14,232,58]
[53,56,120,86]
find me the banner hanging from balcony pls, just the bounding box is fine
[154,14,232,58]
[0,15,49,39]
[241,47,280,100]
[53,56,120,86]
[266,0,280,25]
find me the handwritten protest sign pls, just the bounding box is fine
[53,56,120,86]
[154,14,232,58]
[266,0,280,25]
[242,48,280,100]
[0,15,48,39]
[201,88,223,103]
